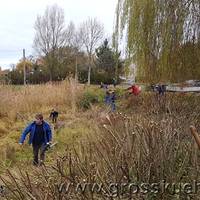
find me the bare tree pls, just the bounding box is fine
[65,21,76,47]
[33,4,67,81]
[79,18,104,85]
[65,22,83,81]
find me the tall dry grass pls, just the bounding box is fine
[0,80,86,170]
[0,80,84,121]
[1,93,200,199]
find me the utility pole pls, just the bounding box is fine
[75,55,78,82]
[23,49,26,85]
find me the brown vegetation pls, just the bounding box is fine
[0,84,200,199]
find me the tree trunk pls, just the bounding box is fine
[115,57,119,82]
[87,64,91,85]
[75,55,78,82]
[87,55,91,85]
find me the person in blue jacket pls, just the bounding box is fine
[105,90,111,105]
[19,113,52,166]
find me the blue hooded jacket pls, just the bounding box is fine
[19,121,52,145]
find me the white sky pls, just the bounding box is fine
[0,0,118,69]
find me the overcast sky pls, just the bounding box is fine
[0,0,118,69]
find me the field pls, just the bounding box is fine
[0,80,200,199]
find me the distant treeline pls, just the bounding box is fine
[1,39,123,85]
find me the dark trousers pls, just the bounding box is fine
[52,116,58,123]
[32,143,46,165]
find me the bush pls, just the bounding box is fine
[90,71,115,84]
[77,90,99,109]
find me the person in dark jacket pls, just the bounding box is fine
[113,78,117,88]
[110,90,116,111]
[19,113,52,166]
[49,109,59,123]
[157,84,166,96]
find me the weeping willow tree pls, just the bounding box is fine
[115,0,200,83]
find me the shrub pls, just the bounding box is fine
[77,90,99,109]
